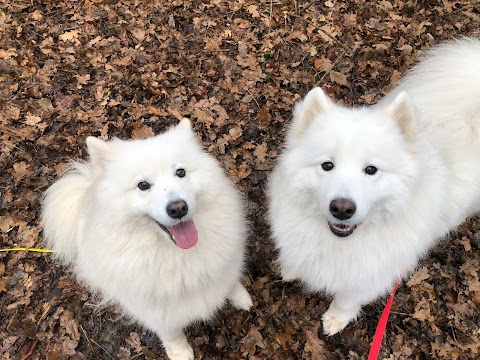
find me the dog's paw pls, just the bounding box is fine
[322,312,349,336]
[229,282,253,311]
[162,331,194,360]
[321,302,359,336]
[280,269,298,282]
[165,344,194,360]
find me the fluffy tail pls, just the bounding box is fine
[42,161,92,264]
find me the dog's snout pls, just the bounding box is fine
[330,198,356,220]
[166,200,189,219]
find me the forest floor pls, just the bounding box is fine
[1,0,480,359]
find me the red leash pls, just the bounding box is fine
[367,278,402,360]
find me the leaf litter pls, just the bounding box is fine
[1,0,479,359]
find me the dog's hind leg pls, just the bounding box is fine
[228,281,253,311]
[322,295,362,336]
[160,329,194,360]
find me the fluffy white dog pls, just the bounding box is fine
[43,119,252,360]
[268,38,480,335]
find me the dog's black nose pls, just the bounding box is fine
[329,198,356,220]
[166,200,188,219]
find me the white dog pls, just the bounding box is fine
[42,119,252,360]
[268,38,480,335]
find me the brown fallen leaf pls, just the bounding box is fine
[407,266,431,287]
[256,107,271,123]
[303,324,326,360]
[240,325,266,356]
[59,29,79,42]
[330,70,348,86]
[131,123,154,140]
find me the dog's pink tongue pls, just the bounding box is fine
[167,220,198,249]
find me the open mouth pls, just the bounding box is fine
[328,222,357,237]
[151,218,198,249]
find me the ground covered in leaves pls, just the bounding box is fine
[1,0,480,359]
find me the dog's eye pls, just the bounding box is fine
[321,162,334,171]
[138,181,151,191]
[365,166,378,175]
[176,168,186,178]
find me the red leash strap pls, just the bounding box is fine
[367,278,402,360]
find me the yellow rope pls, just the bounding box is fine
[0,247,56,253]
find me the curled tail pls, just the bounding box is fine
[42,161,92,264]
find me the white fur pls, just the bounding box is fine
[268,38,480,335]
[42,119,252,360]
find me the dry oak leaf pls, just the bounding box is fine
[146,105,168,117]
[241,325,266,356]
[60,310,80,342]
[5,105,20,120]
[228,127,242,141]
[192,97,229,127]
[126,332,143,354]
[314,57,332,71]
[330,71,348,86]
[318,25,338,44]
[131,28,146,42]
[303,324,326,360]
[59,29,80,42]
[75,74,90,87]
[412,297,434,322]
[12,161,33,181]
[204,36,222,51]
[25,114,47,132]
[275,322,296,349]
[24,114,42,126]
[0,49,16,60]
[253,143,268,164]
[407,266,430,287]
[113,53,135,66]
[229,163,252,180]
[256,107,271,122]
[31,9,43,20]
[131,123,154,140]
[0,279,6,293]
[237,163,252,179]
[431,340,464,360]
[460,259,478,278]
[61,336,78,356]
[247,5,260,18]
[237,42,258,68]
[459,236,471,252]
[0,216,15,233]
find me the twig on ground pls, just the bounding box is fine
[317,49,347,85]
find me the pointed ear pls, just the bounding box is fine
[177,118,193,131]
[386,92,416,141]
[288,87,333,144]
[86,137,110,165]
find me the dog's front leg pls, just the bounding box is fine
[321,295,362,336]
[160,329,194,360]
[227,281,253,310]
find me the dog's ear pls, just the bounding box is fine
[386,92,416,141]
[177,118,193,131]
[86,137,110,166]
[288,87,333,144]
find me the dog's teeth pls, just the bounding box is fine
[333,224,352,232]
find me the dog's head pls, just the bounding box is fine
[281,87,421,238]
[85,119,217,249]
